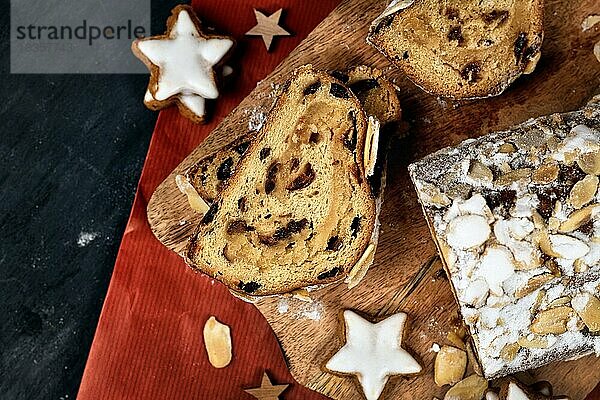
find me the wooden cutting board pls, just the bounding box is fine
[147,0,600,398]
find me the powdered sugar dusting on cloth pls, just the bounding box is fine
[77,232,99,247]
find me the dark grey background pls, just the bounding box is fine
[1,1,181,398]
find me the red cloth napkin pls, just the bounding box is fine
[78,1,600,399]
[78,1,337,399]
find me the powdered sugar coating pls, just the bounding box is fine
[409,96,600,378]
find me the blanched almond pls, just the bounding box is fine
[537,231,561,258]
[558,204,598,233]
[577,150,600,175]
[345,243,375,289]
[517,334,551,349]
[569,175,598,209]
[547,234,590,259]
[530,306,574,335]
[434,346,467,386]
[531,290,546,315]
[574,259,589,273]
[571,293,600,332]
[547,296,571,308]
[515,273,554,299]
[203,316,232,368]
[446,215,490,250]
[291,288,312,303]
[444,375,488,400]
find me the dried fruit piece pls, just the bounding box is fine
[515,273,554,299]
[443,374,488,400]
[460,62,482,84]
[500,342,521,362]
[468,160,494,183]
[569,175,598,209]
[571,293,600,332]
[286,163,316,191]
[558,204,598,233]
[265,161,281,194]
[577,150,600,175]
[434,346,467,386]
[203,316,232,368]
[530,306,574,335]
[532,162,559,184]
[329,82,350,98]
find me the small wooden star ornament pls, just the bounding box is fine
[244,372,289,400]
[245,9,291,51]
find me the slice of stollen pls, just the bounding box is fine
[185,65,377,296]
[367,0,544,99]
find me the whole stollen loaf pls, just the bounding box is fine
[367,0,544,99]
[185,65,378,296]
[409,95,600,378]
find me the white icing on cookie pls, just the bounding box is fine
[179,94,206,118]
[507,382,531,400]
[136,9,233,102]
[326,310,421,400]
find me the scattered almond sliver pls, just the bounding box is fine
[443,374,488,400]
[363,116,381,177]
[345,243,375,289]
[291,288,313,303]
[434,345,467,386]
[176,174,210,214]
[582,15,600,32]
[203,316,232,368]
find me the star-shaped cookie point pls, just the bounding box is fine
[326,310,422,400]
[245,9,291,51]
[244,372,289,400]
[132,5,234,123]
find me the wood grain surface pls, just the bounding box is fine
[147,0,600,398]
